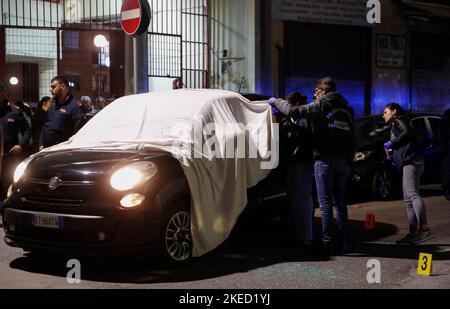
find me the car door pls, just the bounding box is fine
[411,116,441,185]
[424,116,443,184]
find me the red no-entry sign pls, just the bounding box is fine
[120,0,151,37]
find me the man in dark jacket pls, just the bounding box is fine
[270,77,355,254]
[1,100,32,199]
[39,76,84,149]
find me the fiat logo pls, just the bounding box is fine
[48,176,61,190]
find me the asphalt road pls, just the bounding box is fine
[0,191,449,289]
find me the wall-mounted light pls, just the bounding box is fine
[93,34,109,48]
[9,77,19,85]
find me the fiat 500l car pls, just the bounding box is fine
[2,90,280,263]
[351,113,443,199]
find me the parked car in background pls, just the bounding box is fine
[351,113,443,200]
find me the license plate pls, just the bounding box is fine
[31,214,63,229]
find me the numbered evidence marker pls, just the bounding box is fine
[417,253,433,276]
[364,213,376,230]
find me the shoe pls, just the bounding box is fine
[334,242,349,255]
[411,229,433,244]
[396,233,416,245]
[293,240,314,252]
[318,244,334,256]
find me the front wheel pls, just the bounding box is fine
[162,210,192,263]
[372,169,394,200]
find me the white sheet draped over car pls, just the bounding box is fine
[43,89,278,257]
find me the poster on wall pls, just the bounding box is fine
[271,0,370,27]
[376,35,407,68]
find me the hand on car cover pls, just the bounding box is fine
[383,141,393,150]
[267,97,278,106]
[271,106,283,118]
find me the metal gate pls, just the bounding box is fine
[1,0,209,104]
[147,0,209,89]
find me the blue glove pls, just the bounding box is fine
[383,141,393,150]
[268,97,278,106]
[271,107,283,118]
[387,155,397,168]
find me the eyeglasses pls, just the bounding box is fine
[314,88,323,94]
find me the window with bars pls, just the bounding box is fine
[5,28,57,102]
[147,0,209,89]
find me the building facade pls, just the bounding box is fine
[1,0,449,116]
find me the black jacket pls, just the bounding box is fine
[1,106,32,152]
[40,94,84,148]
[389,115,422,168]
[278,116,313,163]
[274,92,355,161]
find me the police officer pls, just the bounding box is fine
[270,77,355,254]
[282,92,315,249]
[39,76,84,150]
[1,100,32,199]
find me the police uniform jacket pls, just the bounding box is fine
[1,106,32,152]
[274,91,356,162]
[40,94,83,148]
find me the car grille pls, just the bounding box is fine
[25,178,96,187]
[21,196,84,207]
[12,226,106,244]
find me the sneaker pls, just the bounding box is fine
[396,233,416,245]
[294,241,314,252]
[411,229,433,244]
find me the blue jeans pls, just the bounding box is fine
[314,158,350,248]
[287,160,314,243]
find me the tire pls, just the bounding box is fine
[159,206,192,264]
[372,169,394,200]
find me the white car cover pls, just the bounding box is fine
[44,89,278,256]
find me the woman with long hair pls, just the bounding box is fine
[382,103,433,244]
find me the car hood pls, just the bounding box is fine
[25,149,165,181]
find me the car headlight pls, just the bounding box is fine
[110,162,157,191]
[120,193,146,208]
[353,151,374,162]
[13,157,33,183]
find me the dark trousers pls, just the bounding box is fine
[287,160,314,243]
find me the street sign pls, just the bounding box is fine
[120,0,151,37]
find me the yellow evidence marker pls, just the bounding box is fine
[417,253,433,276]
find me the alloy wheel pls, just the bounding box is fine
[164,211,192,262]
[374,170,393,200]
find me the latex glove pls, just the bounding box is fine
[271,107,283,118]
[387,155,397,168]
[267,97,278,106]
[383,141,393,150]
